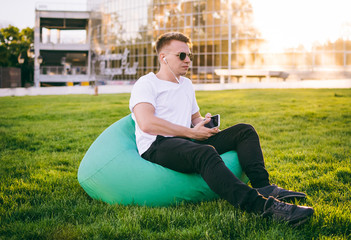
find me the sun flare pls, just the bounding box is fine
[250,0,351,52]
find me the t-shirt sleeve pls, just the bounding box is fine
[129,78,156,112]
[192,96,200,115]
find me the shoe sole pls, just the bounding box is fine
[290,215,312,227]
[289,209,314,227]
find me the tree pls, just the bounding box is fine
[0,25,34,86]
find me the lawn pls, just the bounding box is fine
[0,89,350,240]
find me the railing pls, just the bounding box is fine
[40,66,87,75]
[215,69,289,84]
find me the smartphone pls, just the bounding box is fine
[204,114,220,128]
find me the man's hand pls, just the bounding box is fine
[134,105,219,141]
[190,114,219,141]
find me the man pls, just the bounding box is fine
[129,32,314,226]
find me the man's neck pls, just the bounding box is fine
[156,71,179,84]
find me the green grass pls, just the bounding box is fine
[0,89,350,240]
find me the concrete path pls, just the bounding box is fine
[0,79,350,97]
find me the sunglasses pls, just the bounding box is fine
[167,52,193,61]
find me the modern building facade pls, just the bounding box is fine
[87,0,351,84]
[34,3,91,87]
[88,0,266,84]
[34,0,351,86]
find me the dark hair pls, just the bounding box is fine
[155,32,192,54]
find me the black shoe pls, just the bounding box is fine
[257,184,307,201]
[262,197,314,227]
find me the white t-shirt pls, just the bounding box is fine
[129,72,200,155]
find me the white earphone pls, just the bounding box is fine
[162,56,179,83]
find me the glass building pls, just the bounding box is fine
[86,0,351,84]
[35,0,351,86]
[88,0,265,83]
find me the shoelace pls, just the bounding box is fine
[272,201,293,212]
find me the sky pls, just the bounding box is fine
[0,0,87,29]
[1,0,351,51]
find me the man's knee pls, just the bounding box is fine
[235,123,258,136]
[200,144,217,154]
[236,123,255,131]
[194,144,222,169]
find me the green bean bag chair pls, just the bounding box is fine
[78,114,248,206]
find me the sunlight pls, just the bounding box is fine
[250,0,351,52]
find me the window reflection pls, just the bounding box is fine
[87,0,351,83]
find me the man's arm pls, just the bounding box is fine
[133,103,218,141]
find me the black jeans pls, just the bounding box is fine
[141,123,269,212]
